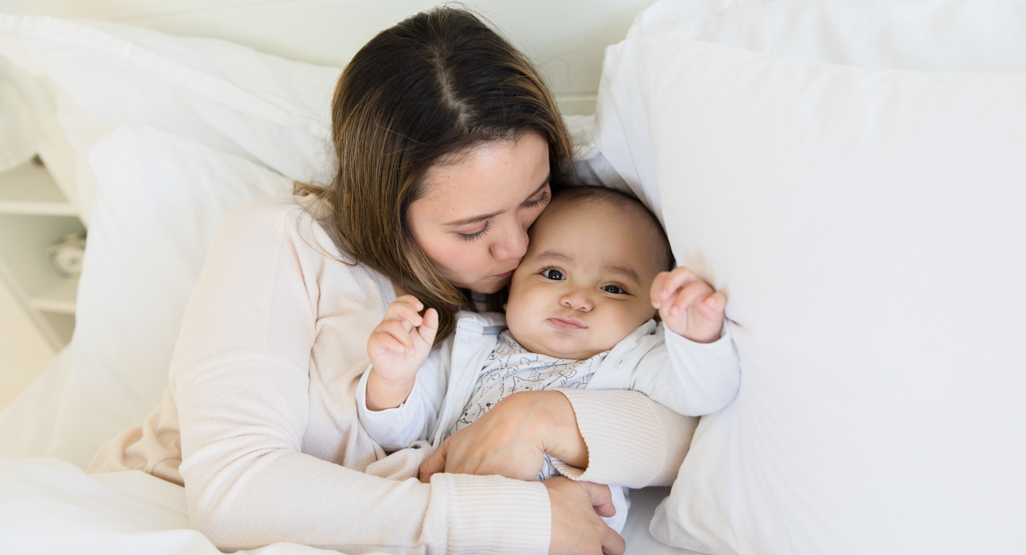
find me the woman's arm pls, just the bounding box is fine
[556,389,698,488]
[172,198,557,553]
[419,389,698,488]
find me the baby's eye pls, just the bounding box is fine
[542,269,565,280]
[602,285,626,294]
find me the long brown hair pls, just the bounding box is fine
[303,7,576,340]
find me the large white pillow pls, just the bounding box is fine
[625,36,1026,555]
[0,16,606,470]
[590,0,1026,216]
[0,16,336,467]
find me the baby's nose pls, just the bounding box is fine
[561,291,593,311]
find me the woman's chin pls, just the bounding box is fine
[468,277,511,295]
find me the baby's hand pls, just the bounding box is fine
[367,295,439,386]
[651,267,726,344]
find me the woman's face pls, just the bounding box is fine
[408,133,551,294]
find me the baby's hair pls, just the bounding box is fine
[548,186,674,272]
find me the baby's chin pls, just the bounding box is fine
[506,327,607,360]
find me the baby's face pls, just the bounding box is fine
[505,200,663,360]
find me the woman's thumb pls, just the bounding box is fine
[418,437,447,483]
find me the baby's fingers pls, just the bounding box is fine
[667,280,714,316]
[702,291,726,313]
[652,267,699,308]
[368,330,410,357]
[414,308,440,348]
[376,319,417,354]
[388,298,425,329]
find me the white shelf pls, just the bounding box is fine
[0,157,84,349]
[39,311,76,346]
[0,159,77,216]
[30,275,79,314]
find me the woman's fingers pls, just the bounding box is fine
[602,527,627,555]
[544,477,625,555]
[418,437,447,483]
[577,481,615,518]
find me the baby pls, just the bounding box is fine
[357,186,740,532]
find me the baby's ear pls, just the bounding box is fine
[502,303,508,311]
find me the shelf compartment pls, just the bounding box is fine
[0,213,85,315]
[30,274,79,314]
[0,159,77,216]
[38,310,76,348]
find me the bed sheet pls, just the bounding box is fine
[0,350,699,555]
[0,459,699,555]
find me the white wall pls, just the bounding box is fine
[0,278,53,409]
[0,0,654,114]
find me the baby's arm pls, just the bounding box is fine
[357,296,444,450]
[633,267,741,415]
[365,295,438,410]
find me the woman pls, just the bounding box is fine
[90,8,694,554]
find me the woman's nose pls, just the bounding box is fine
[561,290,593,312]
[491,221,528,261]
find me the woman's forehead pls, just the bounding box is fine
[414,135,550,220]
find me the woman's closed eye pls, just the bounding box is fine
[456,221,490,242]
[521,186,550,208]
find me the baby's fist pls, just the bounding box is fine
[650,267,725,344]
[367,295,439,384]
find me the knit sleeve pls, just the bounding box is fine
[171,197,551,554]
[554,389,698,488]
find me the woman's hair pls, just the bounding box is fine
[304,7,577,340]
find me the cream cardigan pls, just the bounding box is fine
[89,195,698,554]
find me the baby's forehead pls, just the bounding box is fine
[543,199,665,269]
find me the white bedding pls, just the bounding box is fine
[0,456,695,555]
[0,12,697,555]
[3,1,1024,553]
[1,359,695,554]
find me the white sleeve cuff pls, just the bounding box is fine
[355,367,424,450]
[661,321,741,415]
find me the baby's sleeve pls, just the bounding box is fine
[630,323,741,416]
[356,341,450,450]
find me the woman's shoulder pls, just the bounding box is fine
[215,194,373,274]
[218,195,342,254]
[219,194,308,232]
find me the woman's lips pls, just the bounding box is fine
[493,270,515,279]
[548,317,585,330]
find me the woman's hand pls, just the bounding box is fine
[419,390,587,482]
[651,266,726,344]
[365,295,438,410]
[544,477,625,555]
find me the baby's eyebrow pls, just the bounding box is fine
[603,264,640,285]
[537,251,574,263]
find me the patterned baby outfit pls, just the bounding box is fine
[444,331,608,479]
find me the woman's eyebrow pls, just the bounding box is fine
[441,176,551,228]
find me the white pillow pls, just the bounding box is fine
[0,16,336,467]
[622,37,1026,555]
[0,16,605,469]
[591,0,1026,217]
